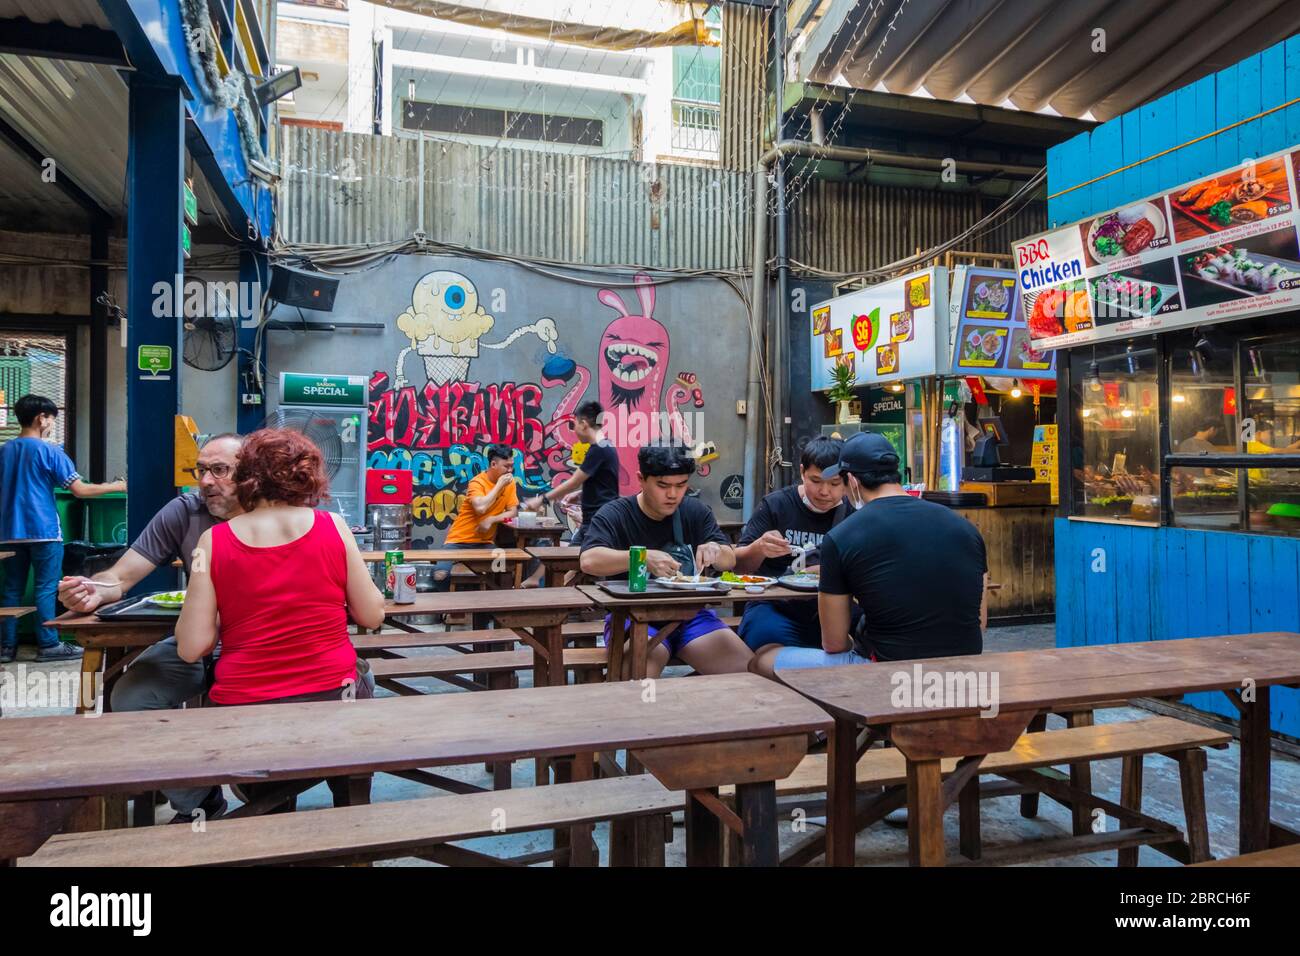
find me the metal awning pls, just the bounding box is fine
[796,0,1300,122]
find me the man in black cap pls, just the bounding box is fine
[750,432,988,677]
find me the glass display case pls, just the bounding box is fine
[1064,316,1300,536]
[1068,339,1160,523]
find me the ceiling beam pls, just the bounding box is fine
[0,17,126,66]
[0,114,110,223]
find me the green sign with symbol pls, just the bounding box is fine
[280,372,368,407]
[138,345,173,376]
[182,223,191,259]
[183,181,198,225]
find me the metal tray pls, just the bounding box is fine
[94,593,182,622]
[597,581,728,600]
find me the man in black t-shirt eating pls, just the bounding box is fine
[580,444,753,678]
[735,437,849,655]
[524,400,620,546]
[752,432,988,677]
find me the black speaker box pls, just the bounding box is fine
[270,264,339,312]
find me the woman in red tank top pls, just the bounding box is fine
[176,429,385,704]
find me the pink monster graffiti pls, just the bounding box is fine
[541,273,707,495]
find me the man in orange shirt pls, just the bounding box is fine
[433,444,519,590]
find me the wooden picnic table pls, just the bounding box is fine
[0,606,35,619]
[525,545,589,588]
[780,631,1300,867]
[0,672,832,866]
[497,521,567,553]
[384,587,594,688]
[578,583,816,681]
[361,548,532,588]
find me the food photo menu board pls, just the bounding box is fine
[1012,144,1300,350]
[948,266,1056,378]
[809,267,948,391]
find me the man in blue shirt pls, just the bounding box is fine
[1,394,125,662]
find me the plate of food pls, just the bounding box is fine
[1086,203,1165,263]
[1089,274,1180,318]
[970,279,1010,315]
[719,572,777,590]
[777,572,820,591]
[653,574,730,592]
[144,590,186,609]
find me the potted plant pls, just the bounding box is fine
[826,361,859,424]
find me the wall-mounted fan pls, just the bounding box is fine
[183,314,238,371]
[261,408,347,480]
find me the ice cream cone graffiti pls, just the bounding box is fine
[393,270,559,387]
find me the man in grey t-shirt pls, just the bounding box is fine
[57,434,243,822]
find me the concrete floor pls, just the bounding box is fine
[3,622,1298,866]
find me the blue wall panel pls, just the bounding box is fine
[1046,39,1300,738]
[1055,521,1300,736]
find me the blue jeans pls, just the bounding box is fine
[2,541,64,651]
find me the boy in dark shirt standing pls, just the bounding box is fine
[524,400,620,546]
[734,437,847,655]
[752,432,988,677]
[580,444,752,678]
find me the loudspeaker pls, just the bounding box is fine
[269,264,339,312]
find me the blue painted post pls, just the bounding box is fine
[237,248,267,435]
[125,74,186,591]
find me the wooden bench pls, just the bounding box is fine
[368,647,608,693]
[21,775,683,868]
[756,716,1228,867]
[1193,843,1300,867]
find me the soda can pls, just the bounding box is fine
[384,550,404,598]
[628,546,648,593]
[392,564,418,604]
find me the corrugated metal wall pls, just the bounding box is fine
[789,179,1046,273]
[278,127,1044,274]
[719,3,770,172]
[278,126,755,270]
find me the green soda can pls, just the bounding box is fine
[384,550,404,598]
[628,546,648,593]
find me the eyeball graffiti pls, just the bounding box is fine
[393,271,558,387]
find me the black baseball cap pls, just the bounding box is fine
[821,432,900,479]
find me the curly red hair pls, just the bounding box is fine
[234,428,330,511]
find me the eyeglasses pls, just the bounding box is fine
[190,463,234,480]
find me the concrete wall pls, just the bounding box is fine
[265,252,751,546]
[0,229,242,480]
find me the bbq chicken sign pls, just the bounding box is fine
[1014,144,1300,350]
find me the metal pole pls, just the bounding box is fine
[743,166,769,520]
[773,0,791,485]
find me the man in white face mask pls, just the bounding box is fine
[751,432,989,678]
[734,437,851,657]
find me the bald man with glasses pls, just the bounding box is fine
[57,433,245,823]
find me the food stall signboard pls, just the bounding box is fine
[948,266,1057,379]
[1013,144,1300,350]
[810,267,948,391]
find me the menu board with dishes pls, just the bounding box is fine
[948,266,1057,379]
[809,267,948,391]
[1012,144,1300,350]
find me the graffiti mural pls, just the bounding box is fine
[271,256,744,546]
[539,272,710,495]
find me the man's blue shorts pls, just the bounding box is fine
[738,601,821,652]
[602,608,730,658]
